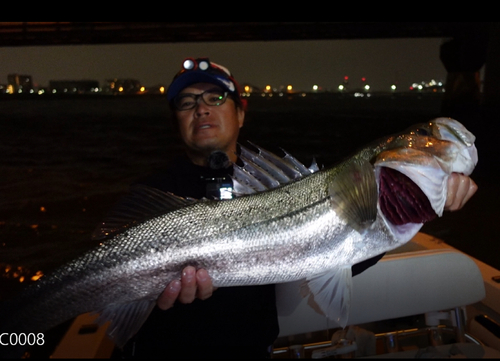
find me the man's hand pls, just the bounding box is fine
[157,266,215,310]
[445,173,478,211]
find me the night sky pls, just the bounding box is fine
[0,37,464,92]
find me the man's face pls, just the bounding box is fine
[174,83,245,165]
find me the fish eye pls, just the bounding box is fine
[414,128,429,136]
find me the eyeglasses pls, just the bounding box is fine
[173,89,229,111]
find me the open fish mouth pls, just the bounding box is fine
[378,167,437,225]
[373,117,478,227]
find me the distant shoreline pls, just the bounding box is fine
[0,90,444,100]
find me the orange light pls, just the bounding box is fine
[31,271,44,281]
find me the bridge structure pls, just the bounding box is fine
[0,22,498,108]
[0,22,490,46]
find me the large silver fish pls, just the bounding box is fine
[0,117,477,358]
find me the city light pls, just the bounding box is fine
[409,79,445,93]
[0,72,447,96]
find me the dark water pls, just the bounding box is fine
[0,93,498,299]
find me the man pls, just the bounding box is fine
[120,58,477,358]
[120,58,278,358]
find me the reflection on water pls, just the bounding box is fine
[1,264,43,283]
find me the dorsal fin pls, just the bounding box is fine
[245,141,304,180]
[232,164,268,194]
[281,148,312,176]
[239,144,291,184]
[309,158,320,173]
[233,142,319,195]
[91,185,196,241]
[239,158,282,189]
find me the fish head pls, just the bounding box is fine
[407,117,478,174]
[372,117,478,240]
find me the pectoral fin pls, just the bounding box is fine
[306,266,352,328]
[328,159,378,233]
